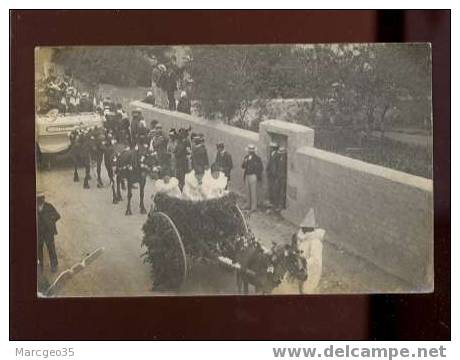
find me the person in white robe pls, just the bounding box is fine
[203,164,228,199]
[150,167,181,211]
[272,208,325,294]
[182,166,207,201]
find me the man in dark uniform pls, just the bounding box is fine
[191,134,209,171]
[241,145,264,212]
[266,142,280,209]
[275,146,288,210]
[174,128,191,190]
[130,109,143,145]
[137,120,150,147]
[213,142,233,186]
[149,124,168,170]
[37,191,61,273]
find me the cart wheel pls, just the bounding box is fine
[149,211,187,290]
[233,204,249,235]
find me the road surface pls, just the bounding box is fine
[36,156,410,297]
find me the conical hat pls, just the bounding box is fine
[300,208,316,228]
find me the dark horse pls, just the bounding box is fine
[69,127,106,189]
[115,143,158,215]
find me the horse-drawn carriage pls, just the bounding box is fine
[142,193,308,294]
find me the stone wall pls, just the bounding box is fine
[129,101,433,290]
[294,147,433,290]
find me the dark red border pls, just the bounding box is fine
[10,10,450,340]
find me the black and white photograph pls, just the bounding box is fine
[35,43,433,297]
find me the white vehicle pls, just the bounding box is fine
[36,110,104,155]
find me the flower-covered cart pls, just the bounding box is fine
[142,193,308,293]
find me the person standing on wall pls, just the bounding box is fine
[213,141,233,188]
[165,56,179,111]
[241,144,263,212]
[156,64,169,109]
[37,190,61,273]
[150,55,161,106]
[266,142,280,210]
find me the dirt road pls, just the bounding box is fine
[37,156,410,297]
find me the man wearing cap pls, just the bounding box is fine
[36,191,61,273]
[130,109,143,145]
[174,128,191,190]
[137,120,150,147]
[213,142,233,186]
[166,128,178,175]
[293,208,325,293]
[241,145,264,212]
[266,142,280,209]
[191,134,209,172]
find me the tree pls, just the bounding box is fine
[190,45,309,126]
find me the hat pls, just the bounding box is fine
[300,208,316,228]
[269,142,279,148]
[278,146,287,154]
[247,144,256,151]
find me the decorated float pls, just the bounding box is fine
[141,192,309,294]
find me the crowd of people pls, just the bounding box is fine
[143,54,193,115]
[115,108,234,206]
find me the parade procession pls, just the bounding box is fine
[34,45,433,297]
[35,51,327,297]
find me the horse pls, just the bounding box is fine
[115,143,158,215]
[234,232,307,294]
[69,126,106,189]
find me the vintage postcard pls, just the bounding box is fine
[35,44,433,297]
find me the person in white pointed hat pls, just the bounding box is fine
[271,208,325,295]
[295,208,325,293]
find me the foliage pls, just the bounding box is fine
[190,45,308,124]
[52,46,168,88]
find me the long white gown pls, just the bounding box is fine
[182,171,207,201]
[203,171,228,200]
